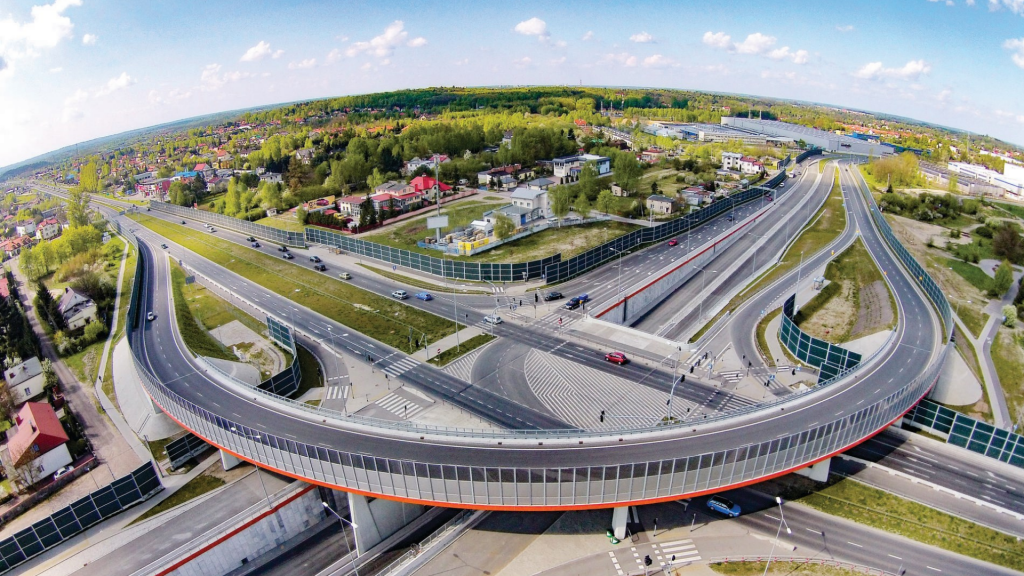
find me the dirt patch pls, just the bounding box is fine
[800,282,857,342]
[850,280,894,339]
[887,213,967,249]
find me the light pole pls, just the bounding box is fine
[609,247,624,298]
[763,496,792,576]
[322,502,360,576]
[748,232,767,277]
[446,254,460,352]
[795,250,805,288]
[696,266,717,321]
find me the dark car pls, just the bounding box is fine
[277,245,289,252]
[181,220,186,225]
[310,256,322,263]
[544,291,563,301]
[282,252,294,260]
[314,263,327,271]
[160,243,168,249]
[564,299,581,310]
[251,242,260,248]
[246,236,256,242]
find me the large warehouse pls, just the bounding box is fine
[721,117,895,156]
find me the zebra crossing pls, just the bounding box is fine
[718,370,743,383]
[606,539,700,576]
[524,350,696,429]
[324,385,349,401]
[652,538,701,566]
[374,392,426,419]
[381,356,420,378]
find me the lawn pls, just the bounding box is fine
[991,328,1024,429]
[254,213,306,233]
[945,258,992,293]
[783,475,1024,573]
[993,201,1024,220]
[294,344,324,399]
[101,240,138,403]
[356,263,491,294]
[755,308,782,367]
[473,221,639,263]
[691,167,846,342]
[710,562,873,576]
[362,201,506,255]
[130,214,459,353]
[130,473,225,524]
[428,333,495,367]
[957,304,989,338]
[170,261,237,361]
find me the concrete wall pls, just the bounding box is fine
[349,492,426,553]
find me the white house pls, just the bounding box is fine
[15,221,36,238]
[552,154,611,181]
[738,156,765,175]
[57,288,98,331]
[721,151,743,171]
[4,357,45,405]
[35,218,62,241]
[509,187,549,220]
[8,402,71,486]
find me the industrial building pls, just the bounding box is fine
[721,117,894,156]
[948,162,1024,198]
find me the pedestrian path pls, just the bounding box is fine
[324,384,349,401]
[524,350,696,429]
[652,538,701,566]
[374,391,427,419]
[381,355,420,378]
[607,538,700,575]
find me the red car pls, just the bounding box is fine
[668,238,678,246]
[605,352,629,365]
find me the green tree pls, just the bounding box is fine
[324,160,347,193]
[493,213,516,240]
[596,189,614,215]
[651,181,659,195]
[1002,305,1017,327]
[366,168,387,190]
[613,151,642,193]
[574,192,592,220]
[993,226,1024,264]
[225,179,242,216]
[577,163,599,200]
[992,260,1014,297]
[34,280,65,331]
[947,174,959,194]
[358,196,374,227]
[549,185,573,224]
[296,207,308,224]
[65,187,90,228]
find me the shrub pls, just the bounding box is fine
[1002,305,1017,327]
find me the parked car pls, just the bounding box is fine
[282,252,294,260]
[707,495,741,517]
[146,311,155,321]
[209,227,216,232]
[246,236,256,242]
[310,255,322,263]
[392,290,408,300]
[544,291,563,301]
[53,466,72,480]
[338,272,352,280]
[483,315,503,325]
[605,351,628,365]
[668,238,678,246]
[415,292,433,301]
[251,241,260,248]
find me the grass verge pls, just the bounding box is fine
[755,309,781,367]
[946,258,993,293]
[957,304,989,339]
[169,261,236,361]
[428,333,496,367]
[991,328,1024,428]
[778,475,1024,573]
[710,562,869,576]
[294,344,324,399]
[130,214,458,353]
[130,474,225,525]
[356,263,490,294]
[950,323,993,422]
[690,167,846,342]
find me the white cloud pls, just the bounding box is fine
[582,30,594,41]
[0,0,82,73]
[49,66,61,73]
[761,70,798,81]
[734,32,777,54]
[629,31,655,43]
[602,52,638,67]
[64,88,87,105]
[81,33,97,45]
[550,56,566,65]
[853,59,931,80]
[288,58,317,69]
[346,20,410,58]
[966,0,976,5]
[641,54,675,68]
[326,49,342,64]
[95,72,135,96]
[514,17,548,39]
[767,46,809,64]
[200,63,253,90]
[148,87,191,106]
[407,36,427,48]
[1003,37,1024,68]
[702,31,732,49]
[61,106,82,122]
[836,25,854,32]
[240,40,282,62]
[989,0,1024,13]
[513,56,532,68]
[359,62,372,71]
[454,58,469,65]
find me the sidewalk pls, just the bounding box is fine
[415,326,486,361]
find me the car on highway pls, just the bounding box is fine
[415,292,433,301]
[483,315,503,325]
[668,238,678,246]
[181,220,186,225]
[146,312,155,321]
[209,227,216,232]
[543,291,563,301]
[392,290,408,300]
[707,495,741,517]
[282,252,294,260]
[310,256,322,263]
[246,236,256,242]
[251,241,260,248]
[278,245,289,252]
[577,293,590,303]
[564,299,581,310]
[161,243,168,249]
[338,272,352,280]
[605,351,628,365]
[53,466,72,480]
[313,263,327,272]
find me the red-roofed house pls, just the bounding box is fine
[409,175,452,196]
[336,195,366,217]
[739,156,765,175]
[8,402,72,484]
[0,235,34,259]
[36,218,62,241]
[0,276,10,302]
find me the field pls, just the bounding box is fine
[130,214,459,352]
[473,221,639,263]
[254,213,306,232]
[991,328,1024,429]
[169,261,237,361]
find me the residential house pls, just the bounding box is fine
[646,194,676,215]
[485,205,532,228]
[15,221,36,237]
[173,171,198,183]
[738,156,765,175]
[374,181,414,197]
[720,151,743,171]
[641,149,666,163]
[410,175,452,200]
[260,172,283,184]
[509,188,549,220]
[57,287,98,331]
[402,154,449,175]
[525,177,555,191]
[0,276,10,303]
[4,357,45,405]
[611,182,629,197]
[35,218,62,241]
[336,195,366,217]
[551,154,611,182]
[7,402,71,485]
[0,236,34,259]
[477,164,522,187]
[682,187,712,206]
[501,130,514,146]
[137,178,171,198]
[295,149,315,165]
[193,163,214,179]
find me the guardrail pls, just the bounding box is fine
[374,509,474,576]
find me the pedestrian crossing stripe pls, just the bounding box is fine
[375,393,424,418]
[325,385,349,400]
[382,357,420,378]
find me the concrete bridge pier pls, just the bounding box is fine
[612,506,630,540]
[795,457,831,482]
[348,492,426,554]
[220,449,243,470]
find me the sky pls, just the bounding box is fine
[1,0,1023,167]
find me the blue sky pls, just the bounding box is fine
[1,0,1023,167]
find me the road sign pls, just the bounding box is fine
[427,215,449,230]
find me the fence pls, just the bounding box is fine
[149,201,306,247]
[795,148,823,163]
[903,398,1024,468]
[166,432,213,470]
[779,294,862,382]
[374,509,474,576]
[0,462,162,574]
[257,316,300,397]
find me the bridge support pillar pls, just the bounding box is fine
[612,506,629,541]
[347,492,426,554]
[220,449,243,471]
[794,457,831,483]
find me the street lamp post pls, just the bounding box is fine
[322,502,361,576]
[609,247,624,298]
[696,266,717,321]
[763,496,792,576]
[748,232,767,277]
[795,250,805,288]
